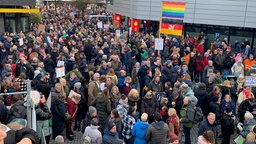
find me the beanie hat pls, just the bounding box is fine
[225,106,232,113]
[154,112,162,122]
[107,120,115,130]
[141,113,148,122]
[88,106,97,115]
[74,82,81,89]
[173,65,180,71]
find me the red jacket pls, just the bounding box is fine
[196,44,204,55]
[195,58,205,72]
[203,57,210,66]
[67,98,78,122]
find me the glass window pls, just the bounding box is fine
[185,24,207,39]
[229,30,253,48]
[21,17,29,32]
[5,18,16,33]
[207,27,229,48]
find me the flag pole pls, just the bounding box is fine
[158,1,163,57]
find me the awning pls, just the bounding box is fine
[0,8,40,13]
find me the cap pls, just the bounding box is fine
[141,113,148,122]
[74,82,81,89]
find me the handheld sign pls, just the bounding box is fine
[245,76,256,87]
[56,67,65,78]
[97,22,103,29]
[155,38,164,50]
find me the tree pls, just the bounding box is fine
[75,0,93,17]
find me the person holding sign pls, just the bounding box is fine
[66,83,81,141]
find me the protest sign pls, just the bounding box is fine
[245,76,256,87]
[115,29,121,38]
[19,38,24,46]
[38,24,45,33]
[154,38,164,50]
[104,24,109,29]
[56,67,65,78]
[97,21,103,29]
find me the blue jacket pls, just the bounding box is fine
[118,75,126,93]
[198,119,218,140]
[132,121,149,144]
[102,129,123,144]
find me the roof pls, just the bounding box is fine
[0,0,36,7]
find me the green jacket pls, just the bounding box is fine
[180,104,195,128]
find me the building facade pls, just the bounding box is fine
[108,0,256,47]
[0,0,39,33]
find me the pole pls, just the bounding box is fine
[55,0,56,13]
[26,80,32,129]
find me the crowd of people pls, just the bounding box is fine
[1,2,256,144]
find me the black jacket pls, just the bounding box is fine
[238,99,256,122]
[15,62,34,79]
[220,113,234,135]
[36,103,52,120]
[51,98,67,131]
[4,128,40,144]
[195,88,208,116]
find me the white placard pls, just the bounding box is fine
[97,22,103,29]
[55,67,65,78]
[154,38,164,50]
[47,36,51,43]
[245,76,256,87]
[103,24,109,29]
[57,60,65,67]
[68,90,81,98]
[19,38,24,46]
[115,29,121,38]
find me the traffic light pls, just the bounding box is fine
[132,19,139,32]
[115,14,121,28]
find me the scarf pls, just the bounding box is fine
[243,90,252,99]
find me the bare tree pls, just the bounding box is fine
[75,0,93,17]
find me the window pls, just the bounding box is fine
[21,17,29,32]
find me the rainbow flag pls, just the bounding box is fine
[160,1,186,36]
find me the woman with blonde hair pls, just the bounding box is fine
[106,68,118,85]
[198,130,215,144]
[110,86,121,109]
[166,108,180,137]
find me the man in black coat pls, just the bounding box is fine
[238,98,256,123]
[16,54,34,80]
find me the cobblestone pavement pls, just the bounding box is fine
[49,130,83,144]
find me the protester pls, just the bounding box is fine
[0,2,255,143]
[146,112,170,144]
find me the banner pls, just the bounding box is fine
[160,2,186,36]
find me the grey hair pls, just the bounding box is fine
[93,73,100,80]
[55,135,64,144]
[244,112,254,120]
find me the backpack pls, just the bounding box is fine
[83,135,91,144]
[193,106,203,123]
